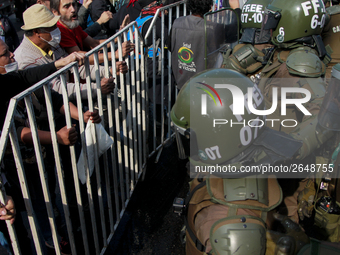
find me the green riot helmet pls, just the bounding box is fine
[171,69,266,172]
[171,68,303,178]
[240,0,273,44]
[261,0,326,45]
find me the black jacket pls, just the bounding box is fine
[91,0,118,37]
[0,63,58,127]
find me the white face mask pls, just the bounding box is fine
[40,28,61,48]
[0,61,18,73]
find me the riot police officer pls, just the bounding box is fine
[221,0,274,81]
[225,0,333,159]
[170,0,339,253]
[171,68,309,255]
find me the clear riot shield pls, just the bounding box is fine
[204,8,240,69]
[318,64,340,130]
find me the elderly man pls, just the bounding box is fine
[0,38,88,125]
[14,4,126,101]
[37,0,114,38]
[50,0,134,62]
[0,38,101,254]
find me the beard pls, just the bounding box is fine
[61,18,79,29]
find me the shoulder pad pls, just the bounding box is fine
[221,44,263,74]
[326,5,340,16]
[277,50,290,63]
[286,48,325,78]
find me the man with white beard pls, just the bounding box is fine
[50,0,134,64]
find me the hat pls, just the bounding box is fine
[21,4,60,30]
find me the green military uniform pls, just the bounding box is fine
[256,0,340,245]
[171,69,307,254]
[223,0,333,159]
[221,0,331,159]
[258,46,332,158]
[171,0,340,253]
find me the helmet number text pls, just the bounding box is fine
[241,4,264,24]
[241,12,263,24]
[311,14,326,29]
[301,0,326,29]
[205,146,221,160]
[252,13,263,23]
[241,13,248,23]
[279,27,285,36]
[240,117,261,146]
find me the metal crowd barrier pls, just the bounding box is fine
[0,20,147,255]
[0,1,190,254]
[144,0,188,162]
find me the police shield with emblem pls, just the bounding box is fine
[204,8,240,69]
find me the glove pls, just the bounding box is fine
[297,179,316,220]
[266,213,310,255]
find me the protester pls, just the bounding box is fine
[90,0,118,37]
[0,38,90,254]
[0,39,85,124]
[14,4,120,101]
[77,0,113,37]
[0,12,20,52]
[50,0,134,64]
[0,195,16,254]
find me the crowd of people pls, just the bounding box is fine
[0,0,141,254]
[1,0,340,254]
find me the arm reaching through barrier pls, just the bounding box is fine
[100,77,115,94]
[114,61,128,75]
[54,52,86,70]
[20,105,101,146]
[0,196,16,225]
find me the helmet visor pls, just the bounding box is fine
[240,28,272,44]
[259,7,281,42]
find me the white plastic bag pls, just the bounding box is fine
[77,121,113,184]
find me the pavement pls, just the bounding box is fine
[108,142,189,255]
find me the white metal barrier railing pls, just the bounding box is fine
[0,1,191,254]
[144,3,240,164]
[0,20,147,255]
[144,0,188,162]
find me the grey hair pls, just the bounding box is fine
[50,0,61,13]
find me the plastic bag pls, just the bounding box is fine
[77,121,113,184]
